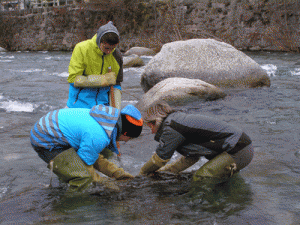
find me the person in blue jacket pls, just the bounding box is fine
[30,104,143,191]
[139,101,254,182]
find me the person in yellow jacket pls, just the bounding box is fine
[67,21,123,110]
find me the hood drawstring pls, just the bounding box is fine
[94,55,105,105]
[49,160,54,187]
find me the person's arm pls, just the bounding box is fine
[68,44,117,88]
[113,48,123,85]
[76,132,109,166]
[68,44,85,83]
[69,46,119,88]
[155,125,186,160]
[74,72,117,88]
[139,125,186,175]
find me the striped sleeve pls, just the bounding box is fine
[30,110,70,150]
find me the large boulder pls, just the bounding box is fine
[136,77,226,112]
[123,54,145,68]
[124,47,156,57]
[140,39,270,92]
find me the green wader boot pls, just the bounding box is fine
[48,148,120,192]
[157,156,199,174]
[139,153,170,175]
[93,154,134,180]
[48,148,93,192]
[86,163,120,192]
[100,148,114,159]
[193,152,238,183]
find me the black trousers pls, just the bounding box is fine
[31,144,71,164]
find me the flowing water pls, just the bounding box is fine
[0,50,300,225]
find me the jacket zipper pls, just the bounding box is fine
[74,55,106,105]
[74,69,87,105]
[96,54,105,105]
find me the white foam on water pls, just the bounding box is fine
[0,55,14,62]
[57,72,69,77]
[8,68,46,73]
[291,68,300,76]
[0,187,8,199]
[140,55,154,59]
[22,68,46,73]
[4,153,22,161]
[0,100,37,112]
[123,100,138,104]
[261,64,277,77]
[0,60,13,62]
[0,55,15,59]
[124,66,146,74]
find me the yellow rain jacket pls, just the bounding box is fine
[67,22,123,109]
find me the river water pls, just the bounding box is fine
[0,50,300,225]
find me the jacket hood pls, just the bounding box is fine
[120,104,142,121]
[89,104,142,155]
[89,104,121,155]
[96,21,119,48]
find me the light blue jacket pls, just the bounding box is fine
[30,105,141,165]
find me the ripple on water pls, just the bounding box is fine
[0,100,37,112]
[295,150,300,159]
[3,153,22,161]
[291,68,300,76]
[0,187,8,199]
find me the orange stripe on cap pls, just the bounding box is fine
[125,115,143,126]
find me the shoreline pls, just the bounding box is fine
[0,0,299,53]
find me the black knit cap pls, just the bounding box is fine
[121,114,143,138]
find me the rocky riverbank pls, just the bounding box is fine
[0,0,299,52]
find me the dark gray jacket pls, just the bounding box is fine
[154,112,252,160]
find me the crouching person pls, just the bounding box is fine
[139,101,254,182]
[30,104,143,192]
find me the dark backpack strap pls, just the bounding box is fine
[113,48,123,84]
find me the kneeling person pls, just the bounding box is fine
[30,104,143,191]
[139,101,254,182]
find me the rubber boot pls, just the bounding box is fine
[85,165,120,192]
[100,147,114,159]
[49,148,120,192]
[139,153,170,175]
[48,148,93,192]
[94,154,134,180]
[193,152,238,182]
[74,72,116,88]
[109,87,122,110]
[157,156,199,174]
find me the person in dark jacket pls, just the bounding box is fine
[139,101,254,182]
[30,104,143,191]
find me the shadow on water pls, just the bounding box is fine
[0,172,253,224]
[186,174,252,216]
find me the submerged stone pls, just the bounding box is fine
[124,47,156,57]
[123,54,145,68]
